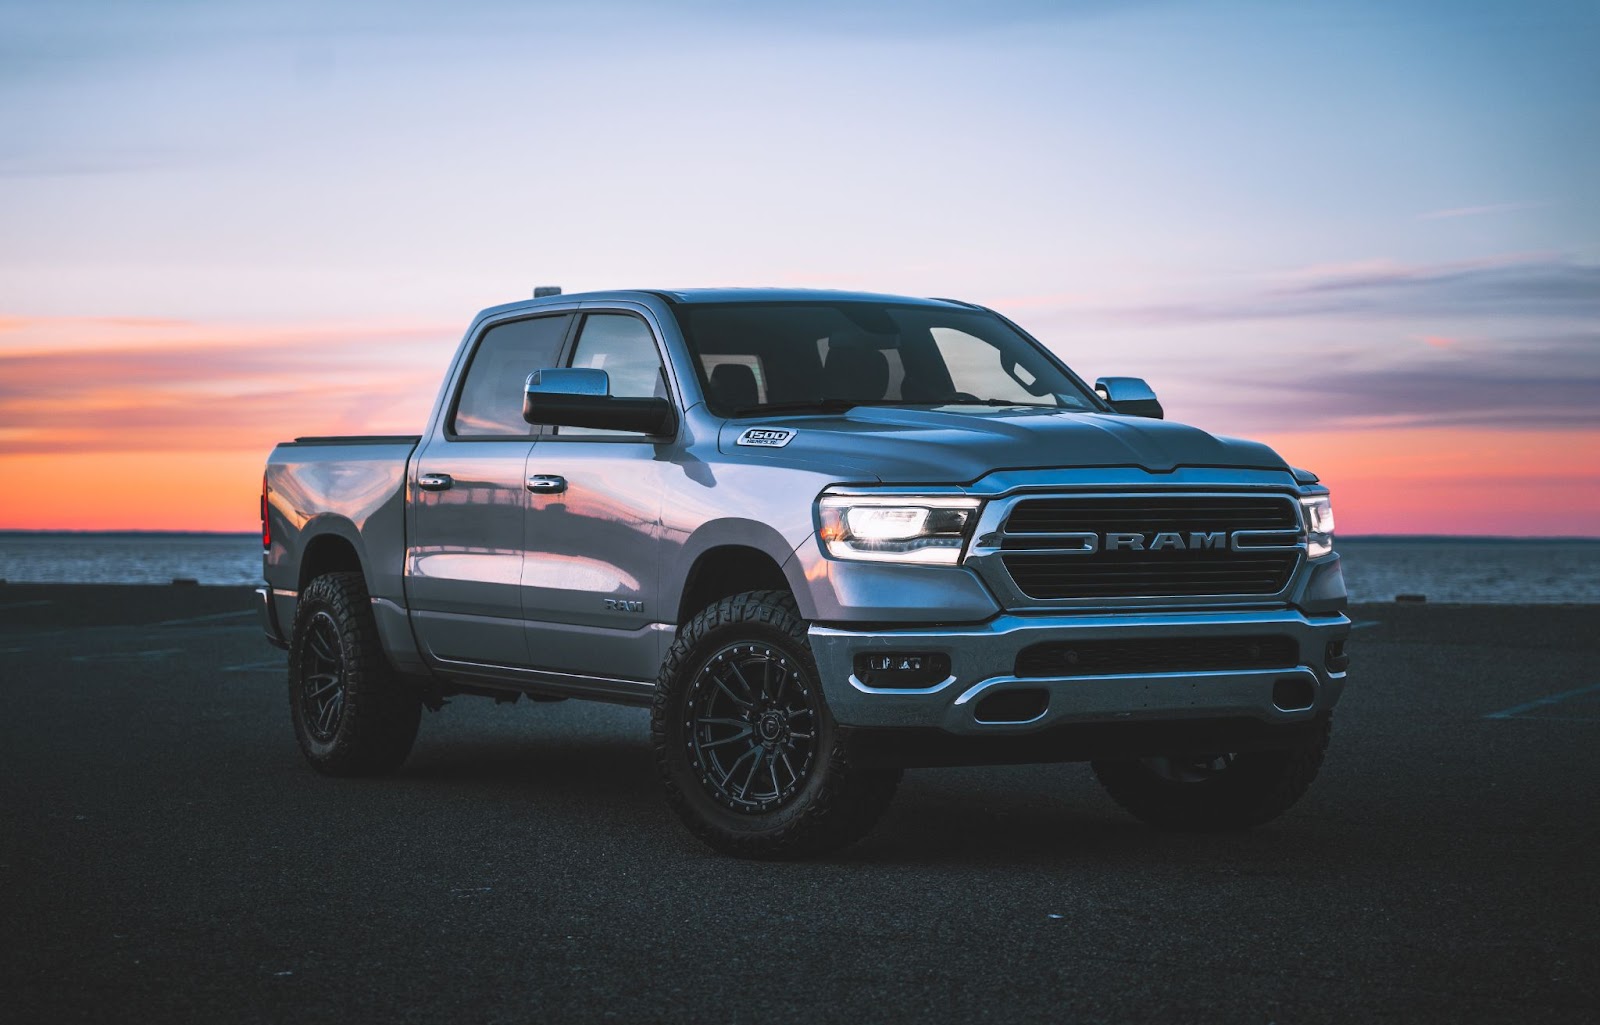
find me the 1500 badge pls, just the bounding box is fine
[735,427,796,448]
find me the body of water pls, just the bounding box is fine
[1,532,1597,603]
[0,532,264,586]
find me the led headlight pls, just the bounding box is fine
[817,494,982,564]
[1300,494,1335,559]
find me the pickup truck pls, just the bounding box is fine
[259,288,1349,858]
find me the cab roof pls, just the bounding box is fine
[476,288,977,321]
[649,288,971,307]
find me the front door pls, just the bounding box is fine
[521,310,672,681]
[407,311,572,666]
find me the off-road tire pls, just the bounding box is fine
[1091,713,1332,831]
[652,590,900,859]
[288,571,421,776]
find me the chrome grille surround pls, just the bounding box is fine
[964,489,1306,609]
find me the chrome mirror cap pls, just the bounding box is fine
[1094,376,1164,419]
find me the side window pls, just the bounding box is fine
[452,314,571,437]
[560,313,667,437]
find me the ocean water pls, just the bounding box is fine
[0,532,1597,603]
[0,532,263,586]
[1334,539,1600,604]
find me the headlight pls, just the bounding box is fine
[1300,494,1335,559]
[817,494,982,564]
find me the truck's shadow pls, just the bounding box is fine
[402,736,657,800]
[392,732,1333,867]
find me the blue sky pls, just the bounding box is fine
[4,0,1595,317]
[1,0,1597,532]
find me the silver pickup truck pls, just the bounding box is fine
[259,288,1349,858]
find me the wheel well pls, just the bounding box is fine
[298,533,363,593]
[678,546,789,623]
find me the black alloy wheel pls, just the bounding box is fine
[297,610,348,743]
[686,642,819,813]
[652,589,901,859]
[287,571,421,776]
[1141,752,1236,783]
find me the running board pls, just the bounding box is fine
[430,657,656,707]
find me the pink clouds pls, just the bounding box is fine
[0,315,456,456]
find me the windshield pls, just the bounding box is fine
[670,301,1102,418]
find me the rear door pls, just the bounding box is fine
[407,311,573,666]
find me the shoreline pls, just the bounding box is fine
[4,529,1599,542]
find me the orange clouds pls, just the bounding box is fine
[2,314,1597,536]
[1263,427,1600,536]
[0,315,457,530]
[0,449,266,532]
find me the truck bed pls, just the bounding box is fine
[286,435,422,446]
[263,434,419,618]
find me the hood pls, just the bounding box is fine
[716,406,1289,483]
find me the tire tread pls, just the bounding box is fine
[289,571,420,776]
[651,590,899,859]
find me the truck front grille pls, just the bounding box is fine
[1014,634,1299,677]
[996,494,1300,601]
[1003,495,1297,535]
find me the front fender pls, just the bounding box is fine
[665,517,818,618]
[785,533,1002,625]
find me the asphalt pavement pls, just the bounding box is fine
[2,585,1596,1024]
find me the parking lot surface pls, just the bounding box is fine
[2,586,1596,1023]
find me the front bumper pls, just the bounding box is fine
[808,608,1349,735]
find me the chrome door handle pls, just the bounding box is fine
[417,473,454,491]
[526,474,567,494]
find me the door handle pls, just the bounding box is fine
[526,474,567,494]
[417,473,454,491]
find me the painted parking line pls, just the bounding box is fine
[69,648,187,663]
[158,610,255,627]
[1484,682,1600,720]
[223,659,285,673]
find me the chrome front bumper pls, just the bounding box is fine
[808,608,1349,735]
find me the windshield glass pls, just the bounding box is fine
[670,301,1101,418]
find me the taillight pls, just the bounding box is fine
[261,473,271,549]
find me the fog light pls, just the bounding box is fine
[853,652,950,688]
[1325,639,1349,674]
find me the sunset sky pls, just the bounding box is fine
[2,0,1596,535]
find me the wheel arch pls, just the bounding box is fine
[671,522,813,624]
[297,520,367,593]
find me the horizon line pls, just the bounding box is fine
[2,529,1598,543]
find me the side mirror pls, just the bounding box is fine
[523,368,677,437]
[1094,376,1164,419]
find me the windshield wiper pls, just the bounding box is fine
[947,399,1059,408]
[727,397,1069,417]
[728,398,902,417]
